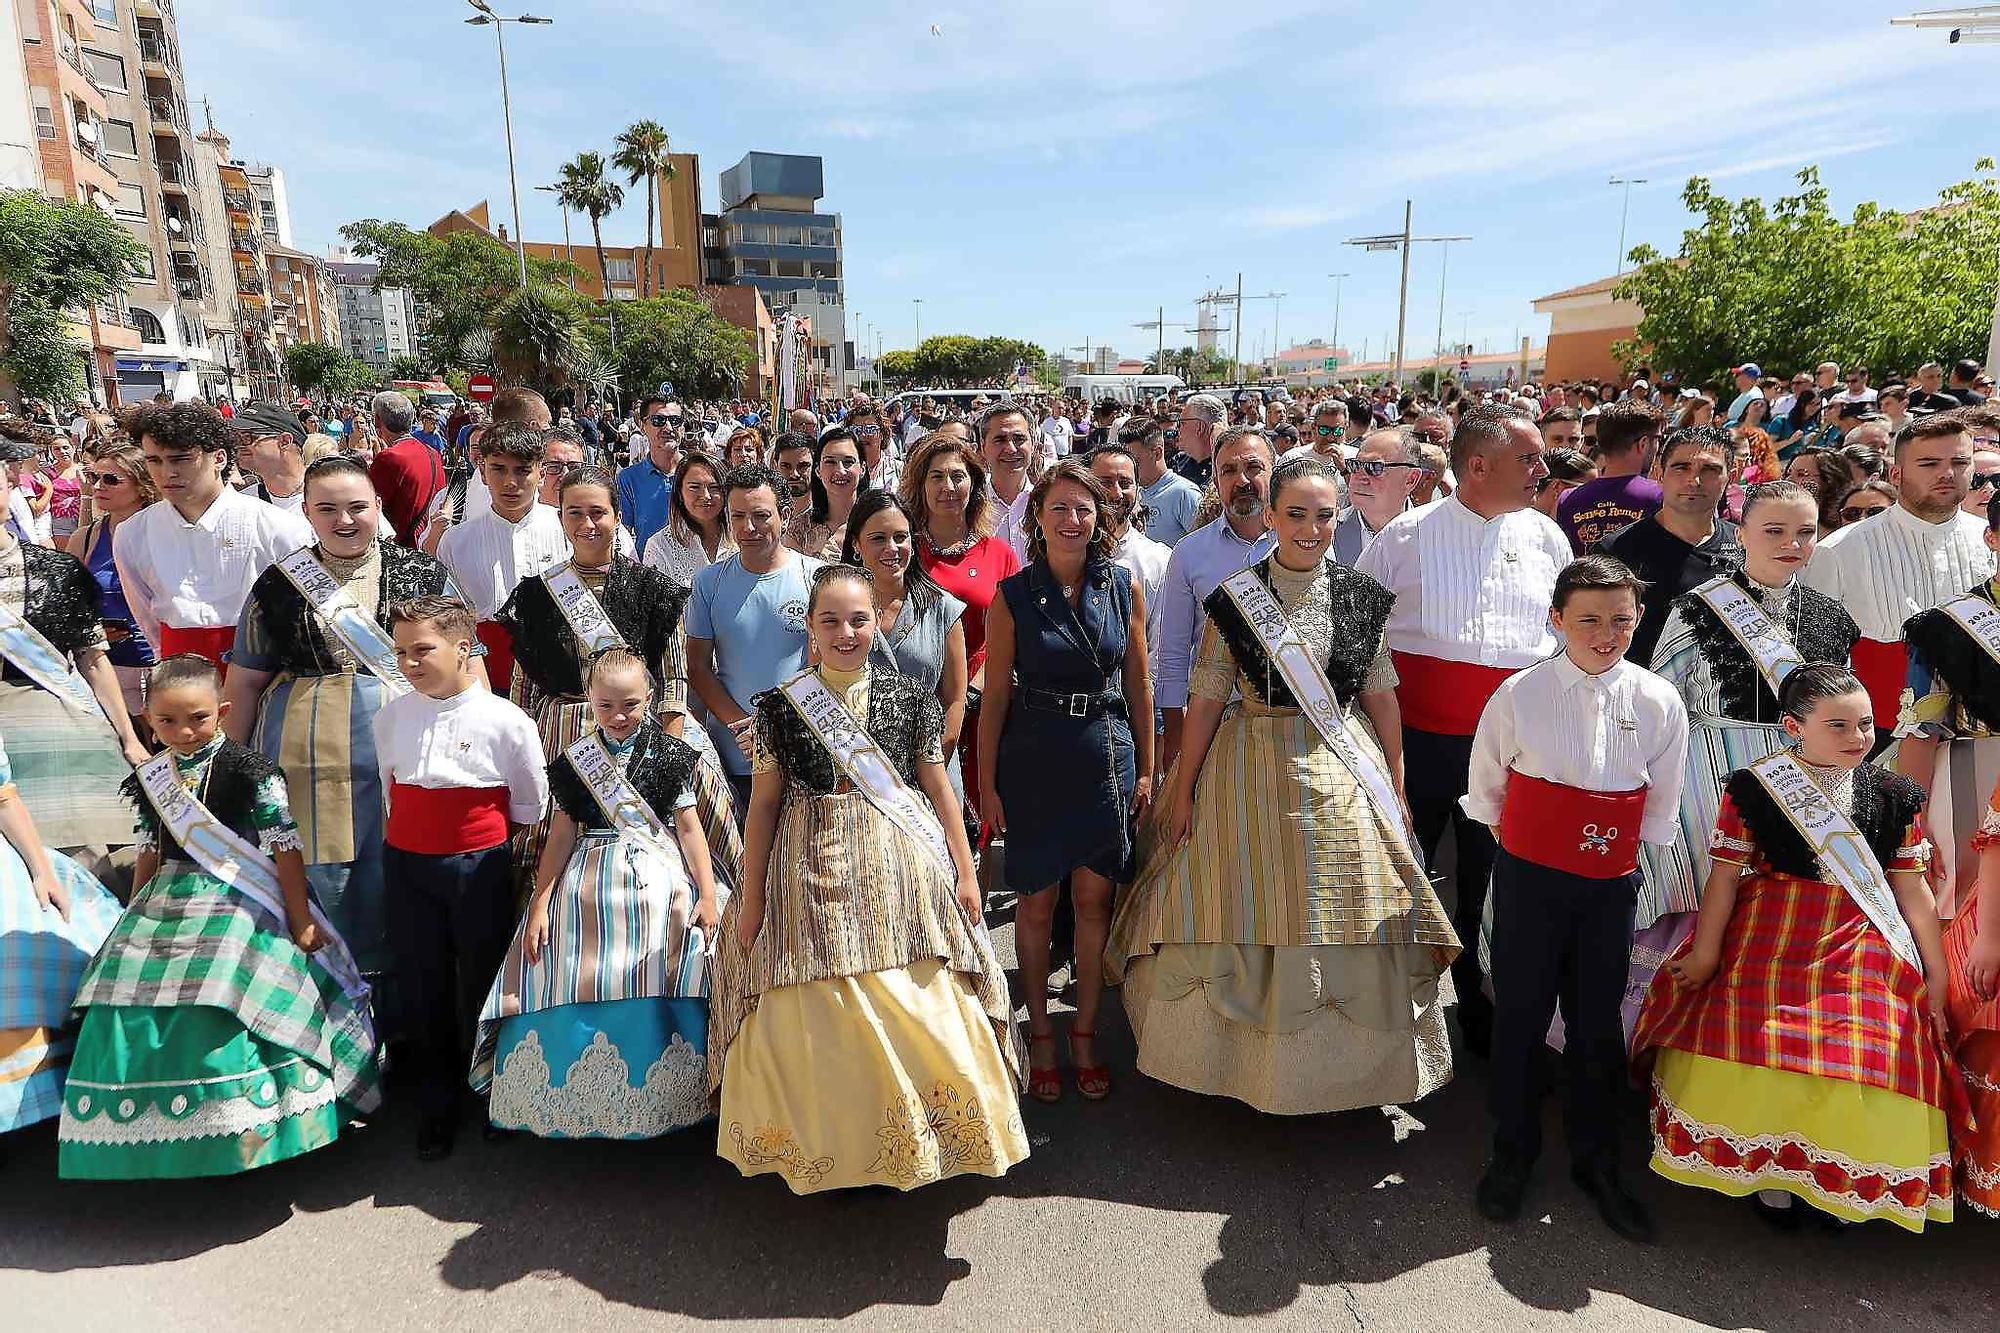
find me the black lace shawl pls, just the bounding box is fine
[119,739,282,862]
[1672,572,1858,720]
[547,721,699,828]
[1724,762,1925,882]
[752,669,943,795]
[1,545,105,686]
[1902,580,2000,731]
[496,557,689,699]
[1200,556,1395,709]
[243,541,455,676]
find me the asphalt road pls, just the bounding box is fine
[3,895,1995,1331]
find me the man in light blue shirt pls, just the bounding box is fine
[1155,427,1277,773]
[617,393,682,554]
[1723,363,1763,424]
[686,464,823,805]
[1123,416,1202,548]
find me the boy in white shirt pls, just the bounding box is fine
[373,595,548,1161]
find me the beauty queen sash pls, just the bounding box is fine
[0,601,109,720]
[543,564,626,660]
[1746,749,1923,971]
[134,749,371,1001]
[274,548,410,697]
[567,730,720,973]
[780,671,954,876]
[1693,576,1804,696]
[1217,567,1422,866]
[1937,592,2000,668]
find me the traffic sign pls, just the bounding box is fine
[1321,357,1338,371]
[1458,359,1471,373]
[467,372,496,402]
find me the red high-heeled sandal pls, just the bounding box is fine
[1025,1030,1062,1103]
[1070,1028,1111,1101]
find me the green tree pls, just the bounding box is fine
[1616,160,2000,388]
[875,349,917,383]
[555,151,625,349]
[0,189,145,406]
[387,353,430,381]
[489,282,595,396]
[612,120,672,300]
[610,292,752,403]
[284,341,348,394]
[337,219,573,370]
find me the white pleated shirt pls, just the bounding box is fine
[436,502,570,620]
[112,487,313,644]
[1802,503,1995,642]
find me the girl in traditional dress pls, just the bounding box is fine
[0,731,121,1140]
[224,456,465,1019]
[712,565,1024,1193]
[497,466,738,894]
[1108,456,1458,1113]
[0,441,149,887]
[980,461,1152,1102]
[59,654,378,1179]
[1894,495,2000,918]
[472,647,723,1139]
[1947,782,2000,1216]
[1635,481,1858,1027]
[1633,664,1958,1232]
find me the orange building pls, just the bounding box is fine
[1532,273,1642,385]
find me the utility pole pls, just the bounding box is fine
[1231,272,1244,380]
[464,1,553,291]
[1346,201,1467,389]
[1244,291,1286,375]
[1609,176,1647,273]
[913,297,922,346]
[1326,272,1349,362]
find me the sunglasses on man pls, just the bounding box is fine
[1346,459,1423,479]
[1971,470,2000,490]
[648,413,683,430]
[1410,428,1445,444]
[1840,503,1890,523]
[1314,424,1345,439]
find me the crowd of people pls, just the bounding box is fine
[1,357,1998,1244]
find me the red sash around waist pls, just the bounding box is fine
[156,624,236,673]
[1848,636,1908,737]
[1391,652,1516,736]
[1498,771,1647,878]
[475,620,515,695]
[387,782,511,855]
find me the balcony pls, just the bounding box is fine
[235,268,266,294]
[148,97,187,139]
[175,275,207,302]
[222,188,253,213]
[230,227,262,256]
[156,155,189,191]
[138,34,177,74]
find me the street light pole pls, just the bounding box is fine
[465,1,552,291]
[1345,202,1467,389]
[533,182,575,290]
[913,297,922,346]
[1326,272,1349,364]
[1609,176,1647,274]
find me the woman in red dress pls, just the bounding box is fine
[901,432,1021,830]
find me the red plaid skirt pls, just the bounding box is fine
[1946,882,2000,1215]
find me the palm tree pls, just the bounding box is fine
[555,150,625,347]
[612,120,672,299]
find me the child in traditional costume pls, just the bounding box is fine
[0,732,121,1139]
[374,597,548,1161]
[1466,555,1690,1242]
[1635,663,1959,1233]
[58,654,378,1179]
[1942,774,2000,1218]
[712,565,1025,1193]
[1108,455,1458,1113]
[472,646,722,1141]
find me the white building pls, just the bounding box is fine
[0,0,38,190]
[328,256,413,371]
[242,162,291,247]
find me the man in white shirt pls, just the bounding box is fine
[1123,416,1202,548]
[1333,426,1423,566]
[114,400,312,670]
[436,421,569,696]
[980,405,1037,562]
[1356,402,1572,1054]
[1156,428,1279,774]
[1089,443,1169,657]
[1831,363,1879,407]
[1038,402,1073,470]
[1804,412,1993,735]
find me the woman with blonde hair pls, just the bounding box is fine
[65,442,159,721]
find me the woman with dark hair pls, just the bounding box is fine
[1814,452,1868,534]
[64,441,159,723]
[1532,448,1597,521]
[979,460,1153,1101]
[781,427,869,560]
[1109,455,1456,1113]
[1635,664,1956,1232]
[498,466,740,897]
[843,490,969,798]
[642,451,734,590]
[223,455,468,1010]
[1770,386,1819,449]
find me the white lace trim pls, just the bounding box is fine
[1652,1080,1951,1223]
[1964,1067,2000,1095]
[489,1027,709,1139]
[59,1070,336,1146]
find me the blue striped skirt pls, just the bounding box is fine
[0,841,122,1131]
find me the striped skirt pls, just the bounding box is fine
[0,844,122,1131]
[473,828,715,1138]
[251,672,391,985]
[0,678,133,855]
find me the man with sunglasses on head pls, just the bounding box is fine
[1554,399,1664,554]
[619,394,683,554]
[1333,426,1425,566]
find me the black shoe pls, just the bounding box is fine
[1749,1193,1803,1232]
[1476,1155,1532,1222]
[1571,1163,1655,1243]
[416,1116,456,1162]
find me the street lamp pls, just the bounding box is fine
[533,183,575,290]
[464,0,553,291]
[1344,202,1468,388]
[1890,6,2000,41]
[1325,273,1349,365]
[1609,176,1647,274]
[913,297,922,345]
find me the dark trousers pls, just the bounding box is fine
[384,842,516,1122]
[1487,848,1638,1171]
[1404,727,1497,1036]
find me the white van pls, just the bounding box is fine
[1061,373,1185,405]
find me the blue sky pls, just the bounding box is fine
[178,0,1998,366]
